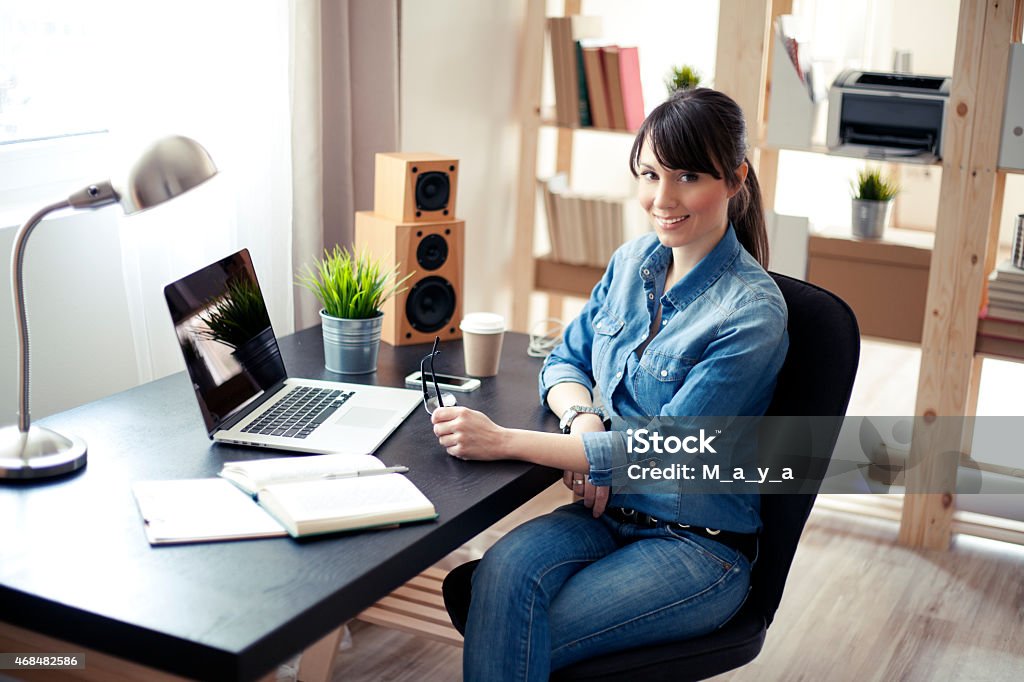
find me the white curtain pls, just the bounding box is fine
[85,0,397,382]
[108,1,295,383]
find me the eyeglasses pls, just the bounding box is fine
[421,336,457,414]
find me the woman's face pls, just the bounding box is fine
[636,140,743,253]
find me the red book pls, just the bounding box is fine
[617,46,644,132]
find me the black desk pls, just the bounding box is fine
[0,329,560,680]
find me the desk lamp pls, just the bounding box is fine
[0,135,217,479]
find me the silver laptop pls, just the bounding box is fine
[164,249,421,455]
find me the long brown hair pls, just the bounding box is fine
[629,88,769,268]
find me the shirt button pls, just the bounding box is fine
[648,293,654,300]
[661,370,668,377]
[643,268,650,276]
[661,319,668,326]
[616,371,622,378]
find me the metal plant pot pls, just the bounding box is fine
[320,311,383,374]
[851,199,893,240]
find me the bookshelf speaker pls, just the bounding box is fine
[374,152,459,223]
[354,211,464,346]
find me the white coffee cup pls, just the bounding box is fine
[460,313,506,377]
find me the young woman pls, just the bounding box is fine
[431,88,789,681]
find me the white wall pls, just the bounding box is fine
[399,0,526,319]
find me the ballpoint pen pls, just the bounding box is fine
[321,465,410,480]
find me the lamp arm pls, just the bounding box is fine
[11,200,71,433]
[10,181,122,433]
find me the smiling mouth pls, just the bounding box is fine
[654,215,690,228]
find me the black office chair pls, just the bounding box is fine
[441,273,860,681]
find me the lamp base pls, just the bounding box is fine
[0,425,87,479]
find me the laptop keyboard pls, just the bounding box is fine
[241,386,355,439]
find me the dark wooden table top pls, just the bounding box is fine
[0,329,560,681]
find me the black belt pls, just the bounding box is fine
[606,507,757,563]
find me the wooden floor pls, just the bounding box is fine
[314,507,1024,681]
[291,338,1024,681]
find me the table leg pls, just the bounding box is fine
[297,625,347,682]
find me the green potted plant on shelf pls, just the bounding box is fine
[296,245,412,374]
[850,167,899,239]
[198,277,285,388]
[665,64,702,95]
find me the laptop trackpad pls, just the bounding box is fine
[334,406,397,428]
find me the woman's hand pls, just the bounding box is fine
[561,413,610,518]
[431,406,509,461]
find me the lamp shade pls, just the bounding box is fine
[119,135,218,214]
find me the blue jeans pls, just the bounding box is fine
[463,502,753,681]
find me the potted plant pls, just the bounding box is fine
[851,167,899,239]
[296,246,412,374]
[198,277,285,388]
[665,64,702,95]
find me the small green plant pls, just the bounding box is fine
[296,245,412,320]
[852,167,900,201]
[198,278,271,350]
[665,64,702,94]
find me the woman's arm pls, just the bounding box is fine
[431,385,611,516]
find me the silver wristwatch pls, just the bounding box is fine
[559,405,608,434]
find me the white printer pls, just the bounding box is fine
[826,70,951,163]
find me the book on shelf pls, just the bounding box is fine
[978,309,1024,342]
[601,46,627,130]
[617,46,644,132]
[574,41,592,127]
[975,333,1024,358]
[985,304,1024,323]
[987,290,1024,308]
[132,454,437,545]
[581,45,612,128]
[539,175,650,268]
[990,259,1024,284]
[988,279,1024,296]
[548,16,601,128]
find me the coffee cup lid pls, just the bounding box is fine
[460,312,505,334]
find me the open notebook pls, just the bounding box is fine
[133,454,437,544]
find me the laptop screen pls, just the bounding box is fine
[164,249,287,436]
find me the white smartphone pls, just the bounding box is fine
[405,370,481,393]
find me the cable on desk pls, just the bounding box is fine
[527,318,565,358]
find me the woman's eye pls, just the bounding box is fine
[679,173,699,183]
[641,171,658,181]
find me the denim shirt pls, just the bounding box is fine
[539,226,788,533]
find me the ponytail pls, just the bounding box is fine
[729,158,769,269]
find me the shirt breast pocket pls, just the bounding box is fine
[591,308,624,385]
[636,350,697,414]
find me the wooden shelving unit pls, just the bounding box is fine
[510,0,1024,549]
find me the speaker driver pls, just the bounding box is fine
[406,276,456,332]
[416,234,449,271]
[415,171,450,212]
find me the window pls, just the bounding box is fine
[0,1,113,145]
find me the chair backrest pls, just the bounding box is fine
[752,273,860,626]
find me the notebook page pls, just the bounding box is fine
[258,475,436,536]
[220,453,385,493]
[133,479,287,544]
